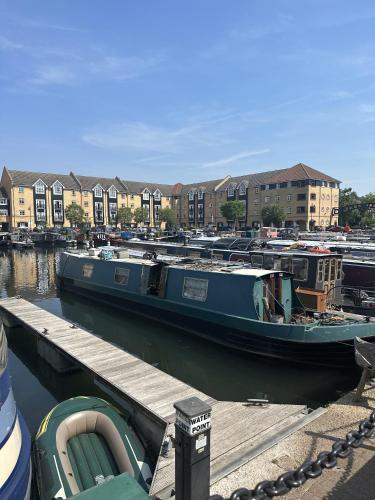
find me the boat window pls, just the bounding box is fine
[281,257,292,273]
[336,259,342,280]
[251,255,263,268]
[182,277,208,302]
[292,258,308,281]
[317,259,324,282]
[230,239,249,250]
[263,255,274,270]
[324,259,330,282]
[82,264,94,278]
[114,267,130,285]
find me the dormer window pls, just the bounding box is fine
[238,183,246,196]
[94,185,103,198]
[142,189,150,201]
[108,186,117,199]
[34,180,45,195]
[197,190,204,200]
[188,191,195,201]
[227,184,235,197]
[52,181,63,195]
[154,189,161,201]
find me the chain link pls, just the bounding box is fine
[209,409,375,499]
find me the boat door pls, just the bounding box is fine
[280,275,292,322]
[322,257,336,297]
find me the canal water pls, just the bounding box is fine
[0,247,361,435]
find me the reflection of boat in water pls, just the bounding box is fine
[33,396,151,500]
[58,251,375,367]
[0,324,31,499]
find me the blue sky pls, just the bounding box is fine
[1,0,375,193]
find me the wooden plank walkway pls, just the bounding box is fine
[0,297,321,498]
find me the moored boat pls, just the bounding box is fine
[0,324,31,499]
[33,396,152,499]
[57,250,375,367]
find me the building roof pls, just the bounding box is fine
[180,178,226,195]
[7,169,80,190]
[265,163,340,184]
[121,179,175,196]
[0,186,8,198]
[71,174,126,192]
[219,169,288,190]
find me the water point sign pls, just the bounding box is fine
[176,409,211,436]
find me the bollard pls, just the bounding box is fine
[174,396,212,500]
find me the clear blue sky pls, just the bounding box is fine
[1,0,375,193]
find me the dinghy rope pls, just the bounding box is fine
[208,407,375,500]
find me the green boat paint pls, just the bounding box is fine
[57,252,375,366]
[33,396,152,499]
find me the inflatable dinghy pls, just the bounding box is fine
[33,396,152,499]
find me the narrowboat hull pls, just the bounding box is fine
[57,274,374,367]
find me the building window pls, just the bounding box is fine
[198,203,204,220]
[275,195,280,202]
[34,180,45,194]
[182,277,208,302]
[198,190,204,200]
[188,191,195,201]
[18,187,24,193]
[310,193,316,200]
[121,203,126,208]
[19,198,25,205]
[85,212,89,217]
[297,193,306,201]
[130,204,134,209]
[142,190,150,201]
[155,204,160,221]
[114,267,130,285]
[53,200,63,221]
[72,190,76,197]
[108,186,117,199]
[130,194,134,200]
[19,210,25,216]
[154,190,161,201]
[264,196,270,203]
[287,194,292,201]
[142,204,149,221]
[310,205,316,213]
[94,186,103,198]
[239,184,246,196]
[296,206,306,213]
[84,201,89,207]
[255,187,259,193]
[287,207,292,214]
[95,201,104,221]
[52,182,63,195]
[0,209,8,215]
[83,190,89,196]
[253,199,259,205]
[0,198,7,205]
[109,202,117,220]
[227,185,235,197]
[280,182,287,188]
[121,193,126,199]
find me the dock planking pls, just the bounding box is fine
[0,296,323,498]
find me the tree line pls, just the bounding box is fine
[64,203,176,227]
[339,188,375,227]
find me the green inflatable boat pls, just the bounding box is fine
[33,396,152,499]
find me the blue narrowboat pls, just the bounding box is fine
[57,251,375,366]
[0,324,31,500]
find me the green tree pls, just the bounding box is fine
[134,206,149,225]
[339,188,361,226]
[117,207,133,227]
[220,201,245,229]
[261,205,285,227]
[65,203,85,227]
[159,207,177,228]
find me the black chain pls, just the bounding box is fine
[208,409,375,500]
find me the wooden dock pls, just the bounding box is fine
[0,297,325,498]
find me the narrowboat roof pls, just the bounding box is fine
[250,249,341,259]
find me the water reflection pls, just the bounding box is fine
[0,247,361,435]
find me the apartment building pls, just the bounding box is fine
[0,163,340,231]
[0,167,178,230]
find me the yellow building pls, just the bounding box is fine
[0,163,340,231]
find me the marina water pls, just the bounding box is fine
[0,247,360,434]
